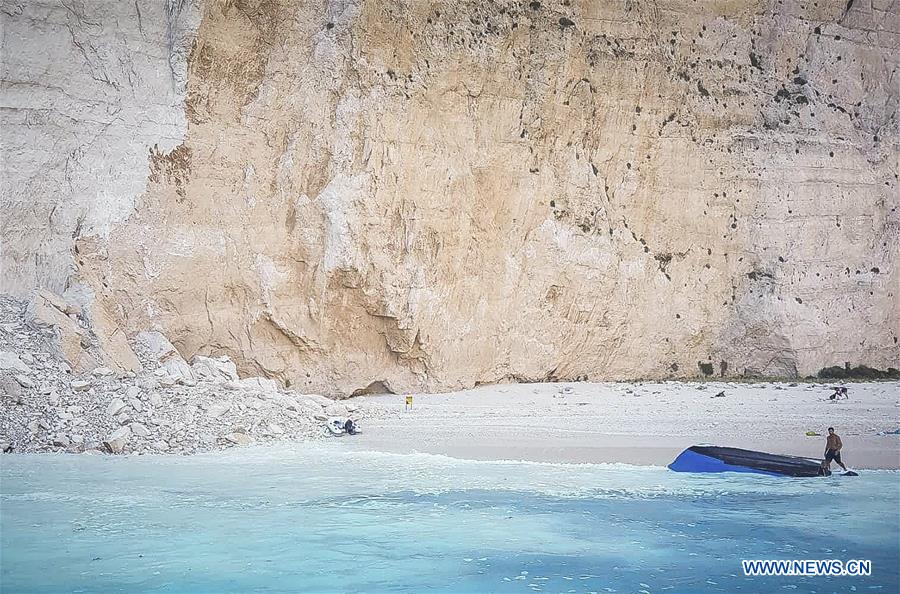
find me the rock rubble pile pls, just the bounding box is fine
[0,295,357,454]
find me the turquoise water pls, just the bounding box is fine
[1,443,897,593]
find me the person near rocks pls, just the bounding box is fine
[343,418,358,435]
[829,387,848,401]
[820,427,847,473]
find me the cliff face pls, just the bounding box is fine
[2,0,898,394]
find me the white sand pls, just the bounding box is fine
[349,381,900,469]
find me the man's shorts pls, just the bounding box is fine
[825,449,842,463]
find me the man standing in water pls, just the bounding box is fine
[821,427,848,473]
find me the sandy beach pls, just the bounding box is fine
[351,381,900,469]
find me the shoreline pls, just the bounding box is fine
[351,381,900,470]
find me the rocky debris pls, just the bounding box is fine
[104,426,131,454]
[0,295,346,455]
[0,351,31,373]
[1,375,23,398]
[14,374,35,388]
[71,379,92,391]
[325,402,349,417]
[158,373,177,387]
[192,355,239,382]
[304,394,334,407]
[25,290,141,374]
[135,331,196,385]
[223,431,252,446]
[51,435,70,448]
[206,401,231,418]
[24,290,95,372]
[237,376,280,392]
[106,398,127,416]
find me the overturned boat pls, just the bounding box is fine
[669,445,838,477]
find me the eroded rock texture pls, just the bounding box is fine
[2,0,898,394]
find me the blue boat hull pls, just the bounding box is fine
[669,446,829,477]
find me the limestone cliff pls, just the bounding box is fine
[2,0,898,395]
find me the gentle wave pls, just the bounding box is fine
[3,442,895,504]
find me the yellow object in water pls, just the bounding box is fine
[805,431,821,436]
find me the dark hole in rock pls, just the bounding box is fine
[817,365,899,380]
[351,381,395,397]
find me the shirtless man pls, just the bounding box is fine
[821,427,848,473]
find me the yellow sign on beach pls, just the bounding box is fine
[405,395,413,410]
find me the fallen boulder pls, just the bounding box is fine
[25,291,98,373]
[27,290,141,373]
[192,355,239,382]
[0,376,23,399]
[106,398,126,416]
[207,401,231,418]
[130,422,151,438]
[223,432,252,446]
[51,435,70,448]
[14,374,35,388]
[135,331,196,385]
[0,351,31,374]
[103,426,131,454]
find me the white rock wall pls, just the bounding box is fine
[2,0,898,394]
[0,0,201,293]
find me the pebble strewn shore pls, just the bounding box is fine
[0,296,358,455]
